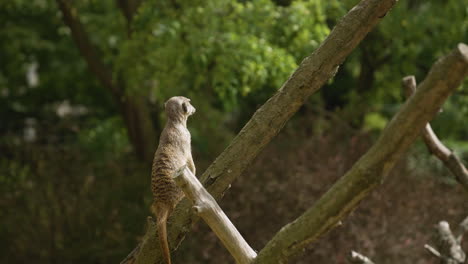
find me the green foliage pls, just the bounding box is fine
[323,0,467,142]
[1,0,467,263]
[0,144,149,264]
[0,0,115,132]
[118,0,329,110]
[78,116,130,160]
[363,112,388,132]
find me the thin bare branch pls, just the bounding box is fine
[424,244,442,258]
[426,221,467,264]
[459,216,468,234]
[252,44,468,263]
[348,251,375,264]
[173,165,256,264]
[402,75,468,193]
[123,0,400,263]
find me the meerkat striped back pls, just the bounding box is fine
[150,96,196,264]
[151,150,183,205]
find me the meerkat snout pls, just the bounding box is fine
[183,101,196,115]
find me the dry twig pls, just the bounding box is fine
[402,75,468,193]
[172,165,257,264]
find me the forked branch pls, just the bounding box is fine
[123,0,399,263]
[424,218,467,264]
[252,44,468,263]
[402,75,468,193]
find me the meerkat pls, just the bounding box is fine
[151,96,196,264]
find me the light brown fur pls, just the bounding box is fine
[151,96,196,264]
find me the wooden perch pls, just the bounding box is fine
[122,1,400,263]
[402,75,468,193]
[252,44,468,264]
[348,251,375,264]
[172,165,257,264]
[425,219,467,264]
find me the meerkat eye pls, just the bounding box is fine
[182,102,188,113]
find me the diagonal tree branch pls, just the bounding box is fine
[252,43,468,264]
[124,0,399,263]
[200,0,398,197]
[402,75,468,193]
[173,165,257,264]
[56,0,122,98]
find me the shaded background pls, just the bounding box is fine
[1,0,467,263]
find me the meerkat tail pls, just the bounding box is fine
[157,208,171,264]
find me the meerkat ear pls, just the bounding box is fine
[182,102,188,113]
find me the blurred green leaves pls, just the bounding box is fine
[78,116,129,160]
[1,0,467,263]
[118,0,329,110]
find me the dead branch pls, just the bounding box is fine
[459,216,468,235]
[425,219,467,264]
[252,44,468,263]
[122,0,400,263]
[348,251,375,264]
[402,76,468,193]
[172,165,257,264]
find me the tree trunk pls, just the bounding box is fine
[56,0,157,163]
[121,0,400,263]
[120,95,157,163]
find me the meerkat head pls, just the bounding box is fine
[164,96,196,122]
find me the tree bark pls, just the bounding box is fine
[56,0,120,97]
[173,165,257,264]
[252,43,468,264]
[425,220,467,264]
[56,0,156,162]
[121,96,158,162]
[122,0,399,263]
[402,76,468,194]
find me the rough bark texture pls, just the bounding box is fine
[123,0,398,263]
[56,0,156,162]
[402,76,468,194]
[252,44,468,264]
[200,0,398,197]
